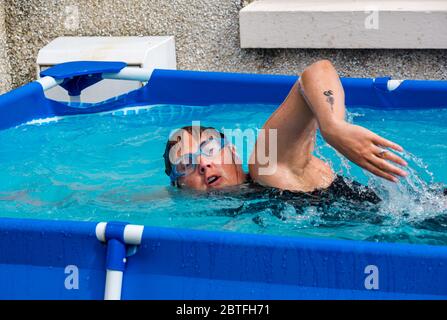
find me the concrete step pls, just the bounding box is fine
[239,0,447,48]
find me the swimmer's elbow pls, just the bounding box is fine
[300,59,335,79]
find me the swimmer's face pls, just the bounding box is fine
[168,128,245,191]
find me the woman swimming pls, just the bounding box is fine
[162,60,408,201]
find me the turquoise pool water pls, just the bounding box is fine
[0,104,446,245]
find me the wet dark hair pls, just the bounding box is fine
[163,125,225,185]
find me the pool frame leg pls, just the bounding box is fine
[96,222,144,300]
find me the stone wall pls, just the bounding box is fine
[0,0,11,93]
[2,0,446,92]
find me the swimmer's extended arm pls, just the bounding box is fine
[298,59,408,182]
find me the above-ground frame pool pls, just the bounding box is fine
[0,61,446,299]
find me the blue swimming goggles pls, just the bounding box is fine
[167,137,229,182]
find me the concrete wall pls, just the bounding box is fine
[2,0,447,93]
[0,0,11,93]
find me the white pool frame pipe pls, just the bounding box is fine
[102,67,154,82]
[36,67,154,93]
[36,70,403,95]
[104,270,124,300]
[95,222,144,300]
[36,76,63,91]
[387,79,404,91]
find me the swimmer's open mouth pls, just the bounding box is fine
[206,175,221,186]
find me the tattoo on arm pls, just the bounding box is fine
[323,90,334,111]
[297,81,335,113]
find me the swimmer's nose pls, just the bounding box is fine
[198,156,213,174]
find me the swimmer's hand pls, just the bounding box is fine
[321,121,408,182]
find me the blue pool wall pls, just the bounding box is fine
[1,217,447,300]
[1,69,447,131]
[0,69,446,299]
